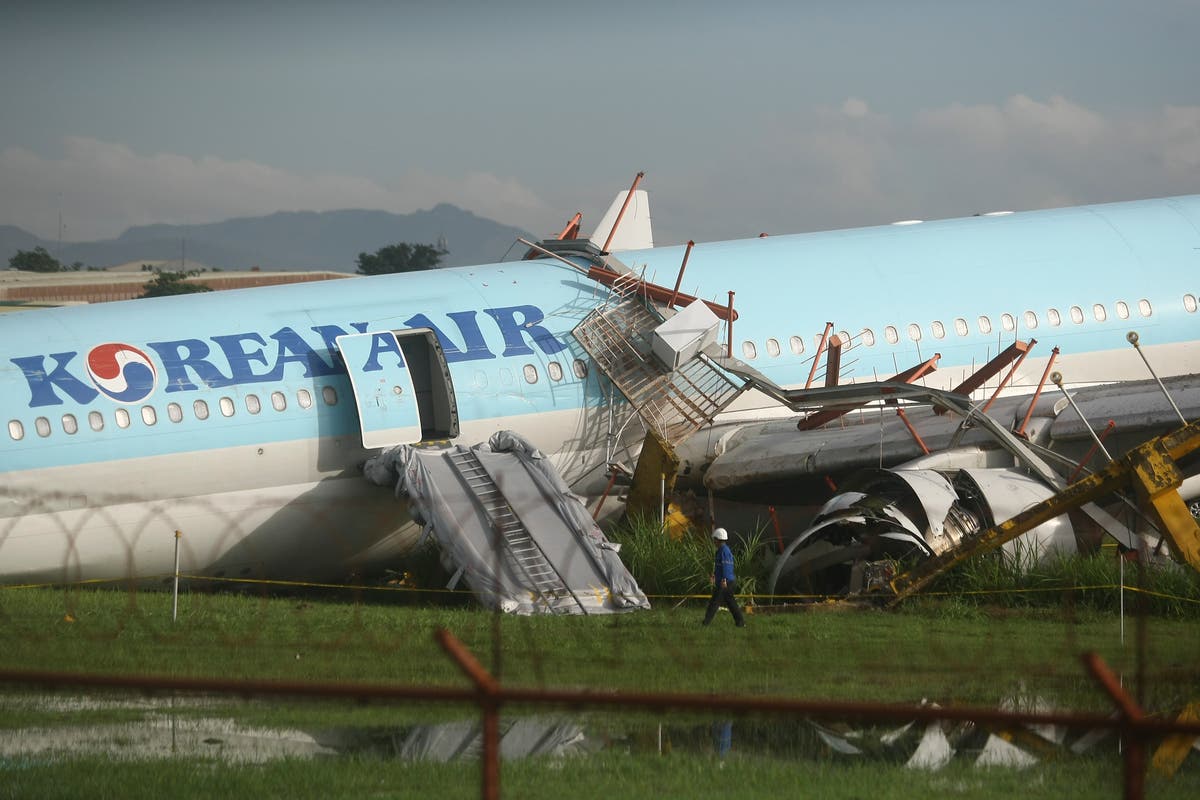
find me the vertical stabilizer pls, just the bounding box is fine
[589,190,653,252]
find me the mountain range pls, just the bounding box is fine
[0,205,535,272]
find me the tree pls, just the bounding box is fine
[9,246,63,272]
[141,268,213,298]
[355,242,446,275]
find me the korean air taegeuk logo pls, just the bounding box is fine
[84,343,158,404]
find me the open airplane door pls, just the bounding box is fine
[336,331,422,448]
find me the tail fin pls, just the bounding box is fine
[589,190,654,252]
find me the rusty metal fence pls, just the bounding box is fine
[2,620,1199,800]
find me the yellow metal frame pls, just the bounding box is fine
[625,431,681,526]
[1152,701,1200,776]
[885,419,1200,606]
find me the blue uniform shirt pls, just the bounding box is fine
[714,543,735,584]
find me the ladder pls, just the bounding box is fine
[445,448,583,614]
[572,294,745,448]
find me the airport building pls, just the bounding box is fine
[0,261,351,310]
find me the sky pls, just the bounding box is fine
[1,0,1198,247]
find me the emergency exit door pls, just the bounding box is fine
[336,329,458,448]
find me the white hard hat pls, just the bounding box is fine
[712,527,728,541]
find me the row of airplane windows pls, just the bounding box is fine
[6,358,593,443]
[475,358,589,388]
[738,295,1197,360]
[8,385,337,443]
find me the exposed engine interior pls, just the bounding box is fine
[767,465,1078,597]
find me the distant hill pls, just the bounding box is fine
[0,205,534,272]
[0,225,44,259]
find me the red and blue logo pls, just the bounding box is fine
[85,343,158,404]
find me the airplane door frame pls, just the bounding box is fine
[336,329,459,449]
[394,327,459,442]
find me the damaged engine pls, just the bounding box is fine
[767,464,1079,597]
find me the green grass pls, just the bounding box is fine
[607,517,1200,619]
[607,515,769,598]
[929,550,1200,616]
[1,587,1198,797]
[4,514,1199,800]
[1,586,1197,712]
[1,751,1196,800]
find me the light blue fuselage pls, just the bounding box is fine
[2,195,1198,582]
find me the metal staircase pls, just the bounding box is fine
[572,293,746,448]
[445,448,582,614]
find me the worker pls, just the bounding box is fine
[702,527,746,627]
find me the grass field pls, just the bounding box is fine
[1,584,1198,798]
[2,586,1197,703]
[4,752,1198,800]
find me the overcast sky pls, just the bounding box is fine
[2,0,1198,247]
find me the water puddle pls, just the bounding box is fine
[0,691,1138,769]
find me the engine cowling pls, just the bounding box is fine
[767,466,1077,597]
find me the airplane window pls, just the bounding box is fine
[523,364,539,383]
[766,338,781,357]
[245,395,262,415]
[907,323,922,342]
[573,359,588,379]
[473,370,488,388]
[548,361,564,381]
[1185,294,1198,313]
[194,400,209,420]
[1023,311,1038,329]
[8,420,23,441]
[1001,313,1015,332]
[1093,303,1107,322]
[789,336,805,354]
[322,386,338,405]
[220,397,235,417]
[62,414,78,435]
[168,403,183,423]
[1138,299,1152,317]
[1115,301,1130,320]
[884,326,899,344]
[88,411,104,431]
[977,316,992,334]
[297,389,313,408]
[1070,306,1084,324]
[860,329,876,347]
[271,392,287,411]
[931,321,945,339]
[741,341,757,360]
[954,318,968,337]
[1047,308,1061,326]
[35,417,51,437]
[115,409,131,429]
[141,406,157,426]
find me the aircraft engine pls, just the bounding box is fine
[766,467,1077,598]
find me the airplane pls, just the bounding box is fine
[1,187,1198,587]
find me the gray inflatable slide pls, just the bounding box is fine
[365,431,650,615]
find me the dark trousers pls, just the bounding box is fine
[703,581,745,626]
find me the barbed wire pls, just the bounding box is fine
[4,574,1200,607]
